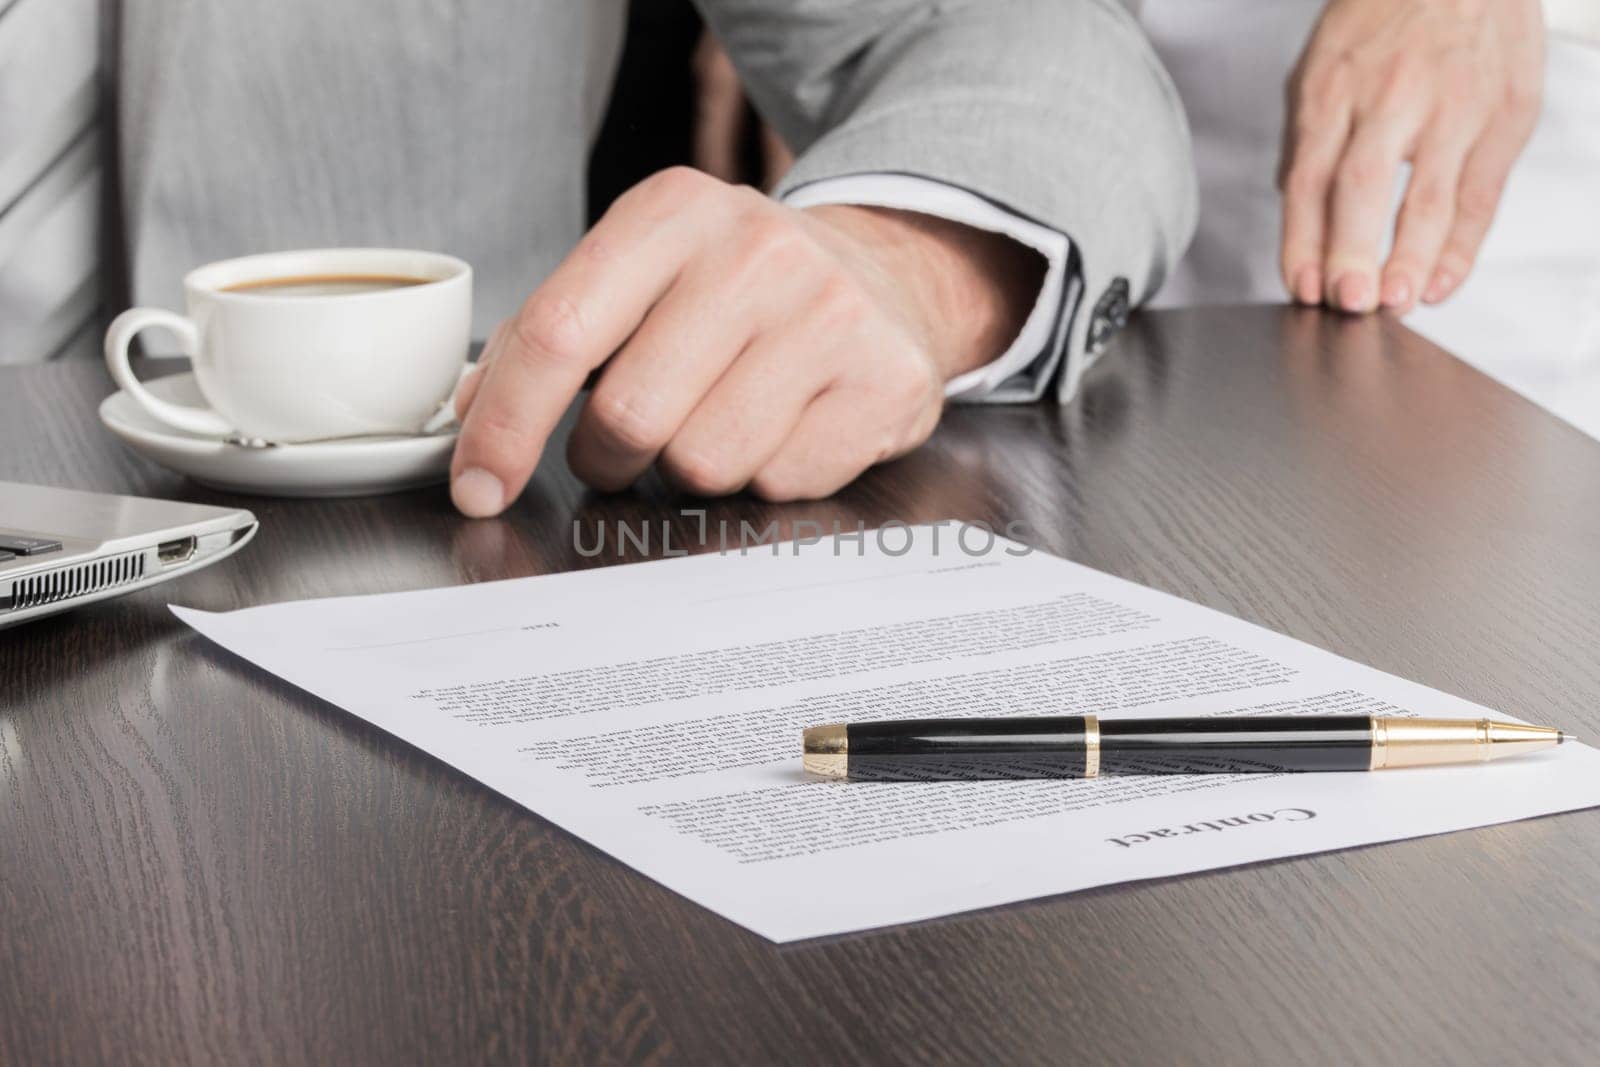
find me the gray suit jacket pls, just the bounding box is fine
[118,0,1196,400]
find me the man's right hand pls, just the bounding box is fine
[447,168,1040,517]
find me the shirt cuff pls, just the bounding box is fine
[781,173,1079,403]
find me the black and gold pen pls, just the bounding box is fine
[800,715,1570,781]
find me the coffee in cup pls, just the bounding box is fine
[221,274,432,298]
[104,248,472,443]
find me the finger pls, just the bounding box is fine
[453,319,512,419]
[565,277,763,491]
[1380,131,1473,313]
[1424,117,1529,304]
[566,209,829,491]
[748,386,929,503]
[450,168,726,517]
[759,124,794,192]
[653,323,838,497]
[1279,88,1352,305]
[1322,110,1417,312]
[451,364,486,423]
[692,33,746,183]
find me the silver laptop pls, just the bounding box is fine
[1,481,257,629]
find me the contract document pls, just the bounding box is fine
[173,528,1600,942]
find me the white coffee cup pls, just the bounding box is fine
[105,248,472,443]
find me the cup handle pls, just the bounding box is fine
[104,307,236,437]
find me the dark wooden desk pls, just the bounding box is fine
[4,307,1598,1065]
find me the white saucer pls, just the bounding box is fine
[99,372,458,498]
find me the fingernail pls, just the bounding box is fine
[451,467,504,518]
[1294,267,1321,305]
[1381,275,1411,310]
[1336,273,1373,313]
[1424,271,1455,304]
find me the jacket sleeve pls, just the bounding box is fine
[695,0,1198,399]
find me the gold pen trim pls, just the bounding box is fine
[1083,714,1100,778]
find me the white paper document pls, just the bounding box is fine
[173,528,1600,942]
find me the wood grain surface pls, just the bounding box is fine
[2,307,1598,1066]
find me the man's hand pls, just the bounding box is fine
[449,168,1041,516]
[1279,0,1543,314]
